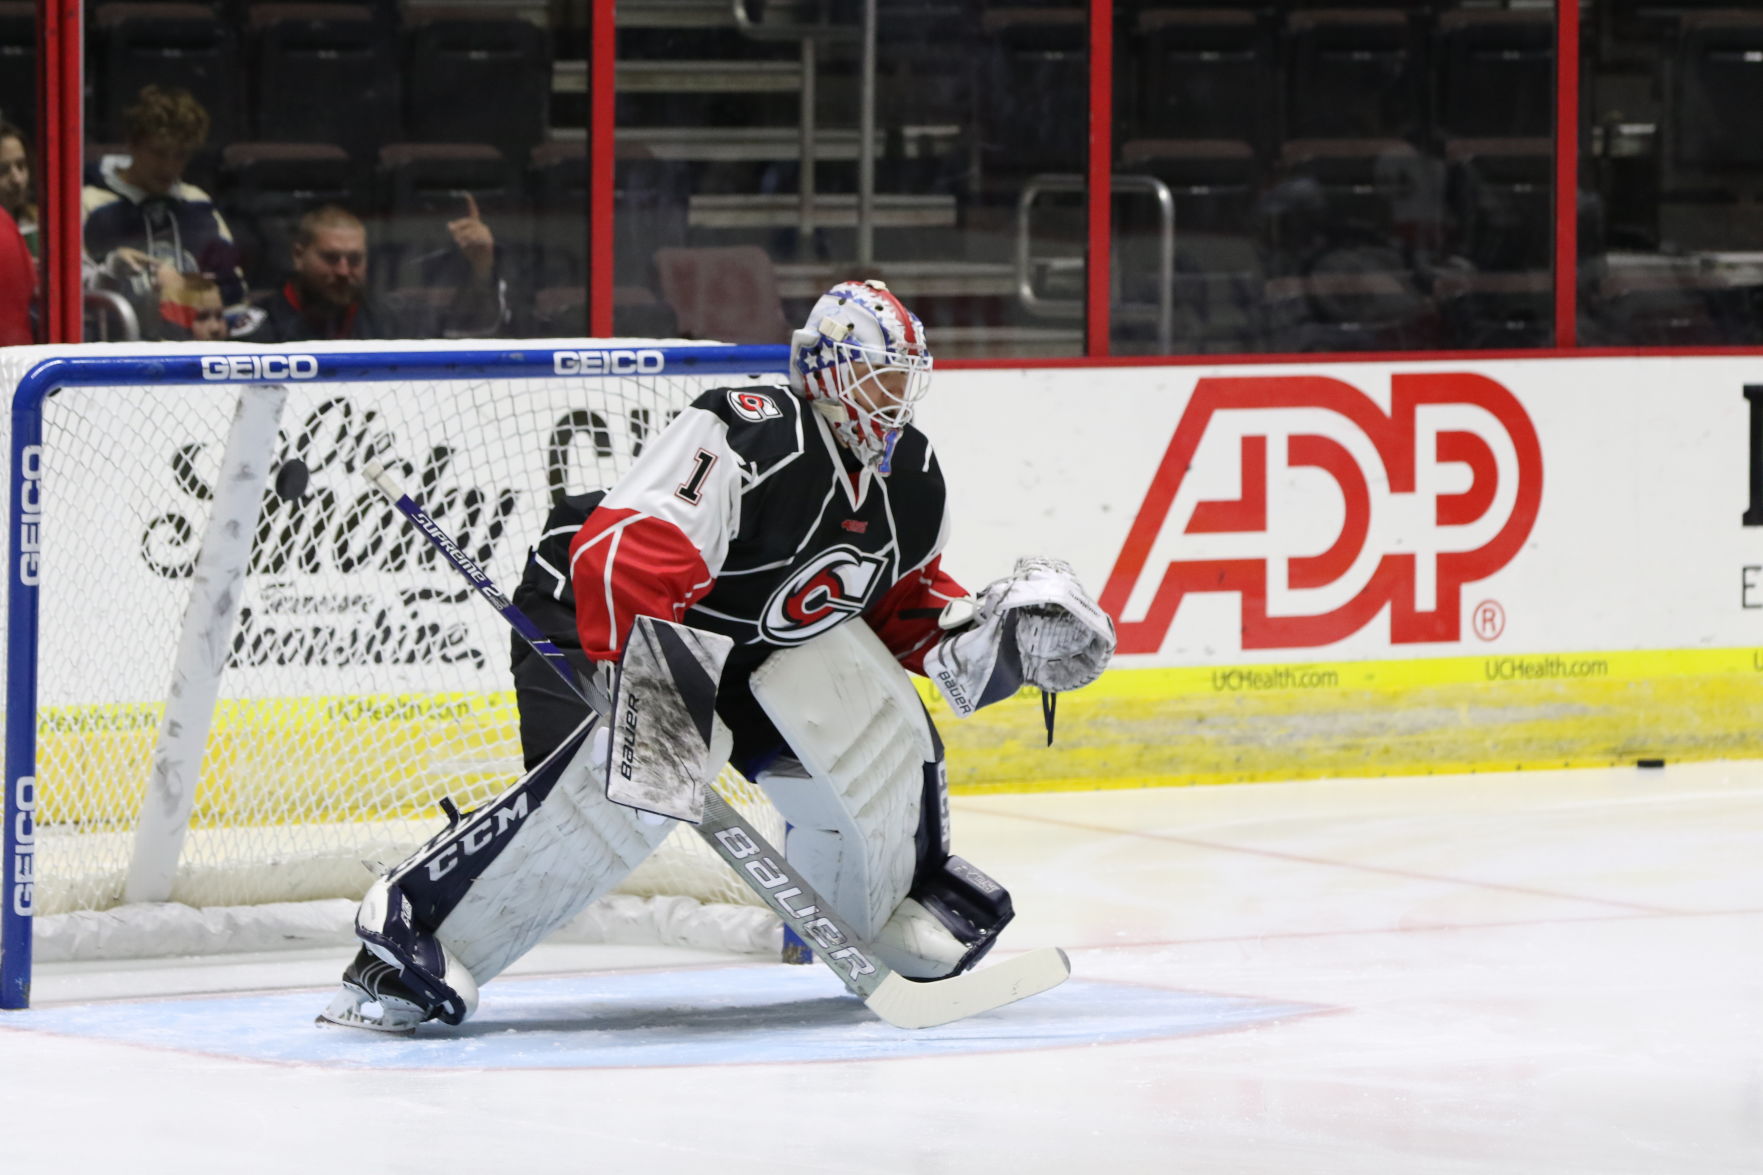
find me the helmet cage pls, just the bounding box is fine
[792,280,933,467]
[822,333,932,451]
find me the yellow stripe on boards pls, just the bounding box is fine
[32,645,1763,825]
[918,648,1763,793]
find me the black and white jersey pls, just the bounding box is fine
[512,385,967,745]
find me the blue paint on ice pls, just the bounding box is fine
[5,966,1319,1069]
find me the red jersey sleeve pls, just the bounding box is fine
[865,554,968,674]
[567,406,740,660]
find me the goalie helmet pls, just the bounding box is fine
[788,279,932,471]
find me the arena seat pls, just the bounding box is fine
[93,3,240,142]
[1671,11,1763,171]
[1444,138,1552,273]
[404,7,552,159]
[249,4,398,157]
[1434,10,1554,143]
[0,2,34,132]
[655,245,793,344]
[1283,9,1421,143]
[1131,8,1274,156]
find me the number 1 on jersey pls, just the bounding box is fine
[676,447,718,505]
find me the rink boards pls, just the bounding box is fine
[7,344,1763,796]
[921,354,1763,789]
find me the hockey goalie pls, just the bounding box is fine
[319,279,1117,1031]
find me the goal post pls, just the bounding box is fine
[2,340,792,1010]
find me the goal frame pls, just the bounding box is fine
[2,341,791,1010]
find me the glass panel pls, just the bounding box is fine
[79,0,564,343]
[611,1,1087,360]
[1112,0,1557,356]
[1582,0,1763,345]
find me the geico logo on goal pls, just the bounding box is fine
[553,349,666,376]
[200,355,320,381]
[1099,373,1543,654]
[11,774,34,917]
[16,444,40,587]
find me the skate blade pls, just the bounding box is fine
[314,984,424,1035]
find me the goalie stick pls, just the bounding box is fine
[362,458,1070,1029]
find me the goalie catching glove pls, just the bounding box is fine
[923,556,1116,719]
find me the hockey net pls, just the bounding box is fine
[0,341,792,967]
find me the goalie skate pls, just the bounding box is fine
[316,947,451,1034]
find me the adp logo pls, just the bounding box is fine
[1100,373,1543,654]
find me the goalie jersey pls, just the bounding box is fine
[512,383,967,767]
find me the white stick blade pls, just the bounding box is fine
[864,947,1071,1030]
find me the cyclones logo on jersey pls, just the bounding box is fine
[728,390,783,423]
[759,546,888,643]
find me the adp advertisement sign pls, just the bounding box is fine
[1099,373,1543,656]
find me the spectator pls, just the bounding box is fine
[242,203,506,342]
[0,123,38,262]
[0,204,35,345]
[158,272,228,342]
[82,85,258,335]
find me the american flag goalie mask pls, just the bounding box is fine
[788,279,933,472]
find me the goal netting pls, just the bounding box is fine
[0,340,795,992]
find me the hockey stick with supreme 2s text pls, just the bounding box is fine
[361,458,1069,1029]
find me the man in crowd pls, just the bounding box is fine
[0,122,37,262]
[242,202,505,342]
[82,85,256,335]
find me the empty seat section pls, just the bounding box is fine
[1265,270,1439,352]
[0,2,34,131]
[1132,9,1273,153]
[94,4,241,142]
[250,4,398,158]
[1435,271,1552,348]
[1434,10,1553,142]
[404,8,552,160]
[1444,138,1552,273]
[655,244,792,344]
[1587,267,1760,345]
[1672,12,1763,171]
[1284,9,1420,143]
[979,8,1088,182]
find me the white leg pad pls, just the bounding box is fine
[750,622,936,941]
[389,717,676,985]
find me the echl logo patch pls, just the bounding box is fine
[759,546,888,644]
[728,390,782,423]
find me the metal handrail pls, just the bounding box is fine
[83,289,141,341]
[1015,173,1176,353]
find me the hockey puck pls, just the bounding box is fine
[274,458,310,501]
[1636,758,1665,769]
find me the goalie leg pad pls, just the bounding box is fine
[368,714,675,997]
[750,622,936,941]
[749,622,1016,979]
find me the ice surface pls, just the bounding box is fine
[3,761,1761,1174]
